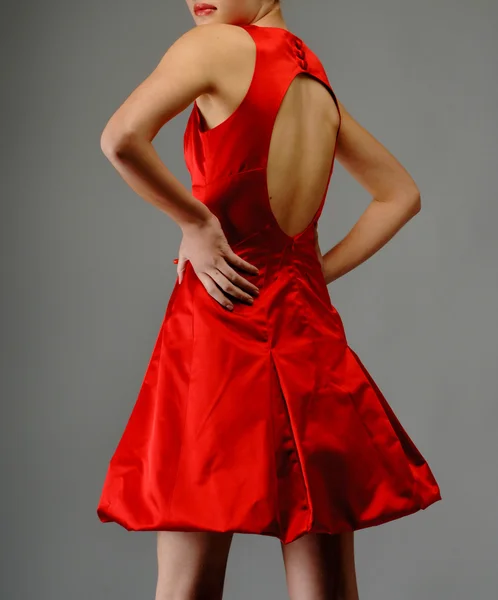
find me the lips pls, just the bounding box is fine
[194,3,217,15]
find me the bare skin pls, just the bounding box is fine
[155,530,359,600]
[155,531,234,600]
[101,1,421,598]
[281,531,360,600]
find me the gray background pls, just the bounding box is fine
[3,0,497,598]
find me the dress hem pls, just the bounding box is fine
[97,491,442,546]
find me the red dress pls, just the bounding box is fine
[97,24,442,546]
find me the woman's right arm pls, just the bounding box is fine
[100,24,259,310]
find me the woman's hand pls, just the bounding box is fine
[314,223,326,277]
[176,215,260,310]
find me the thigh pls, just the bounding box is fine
[280,531,359,600]
[155,531,234,600]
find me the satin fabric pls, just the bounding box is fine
[97,24,442,546]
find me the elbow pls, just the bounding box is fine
[407,186,421,216]
[100,127,119,157]
[100,128,141,160]
[381,183,421,217]
[399,182,421,218]
[411,186,422,215]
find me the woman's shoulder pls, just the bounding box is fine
[165,23,256,82]
[173,23,254,51]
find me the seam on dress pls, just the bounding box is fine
[269,348,314,530]
[166,267,196,521]
[267,351,282,539]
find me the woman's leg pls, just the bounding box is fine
[155,531,234,600]
[280,531,360,600]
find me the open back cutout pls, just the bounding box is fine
[266,73,341,239]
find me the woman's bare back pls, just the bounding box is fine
[194,24,341,238]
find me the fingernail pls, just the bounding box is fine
[173,258,179,264]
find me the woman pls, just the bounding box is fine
[97,1,442,599]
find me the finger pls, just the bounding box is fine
[214,263,260,297]
[197,272,234,310]
[224,250,260,274]
[209,269,255,305]
[177,258,187,284]
[172,257,181,283]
